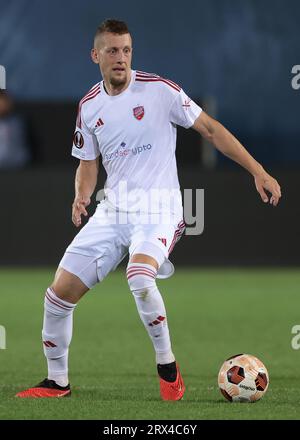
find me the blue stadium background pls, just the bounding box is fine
[1,0,300,163]
[0,0,299,265]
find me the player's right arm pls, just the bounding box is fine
[71,89,101,227]
[72,158,99,227]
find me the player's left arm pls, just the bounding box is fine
[192,111,282,206]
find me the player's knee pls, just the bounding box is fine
[126,263,157,298]
[51,267,88,303]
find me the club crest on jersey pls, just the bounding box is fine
[73,131,84,149]
[133,106,144,120]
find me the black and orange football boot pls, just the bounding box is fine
[157,361,185,401]
[15,378,71,398]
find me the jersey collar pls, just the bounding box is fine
[101,70,136,99]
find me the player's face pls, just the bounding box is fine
[92,32,132,87]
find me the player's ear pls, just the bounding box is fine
[91,48,99,64]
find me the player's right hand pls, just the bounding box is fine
[72,196,91,227]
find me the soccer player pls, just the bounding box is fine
[16,19,281,400]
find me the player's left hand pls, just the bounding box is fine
[254,172,281,206]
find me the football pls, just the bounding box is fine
[218,353,269,402]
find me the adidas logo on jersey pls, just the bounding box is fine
[158,238,167,247]
[95,118,104,128]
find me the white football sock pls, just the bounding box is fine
[126,262,175,365]
[42,287,76,387]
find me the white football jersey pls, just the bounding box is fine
[72,70,202,214]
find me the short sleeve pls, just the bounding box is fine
[71,108,99,160]
[169,89,202,129]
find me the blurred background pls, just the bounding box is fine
[1,0,299,266]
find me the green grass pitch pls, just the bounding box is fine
[1,267,300,420]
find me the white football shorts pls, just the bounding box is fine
[59,199,185,289]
